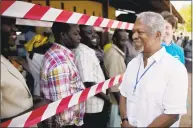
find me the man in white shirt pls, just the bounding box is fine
[119,12,188,127]
[74,26,110,128]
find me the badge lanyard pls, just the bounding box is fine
[133,60,156,95]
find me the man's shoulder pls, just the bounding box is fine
[172,43,184,52]
[105,45,121,57]
[75,43,96,59]
[76,43,95,54]
[161,52,186,72]
[163,43,184,56]
[46,47,68,60]
[43,48,69,71]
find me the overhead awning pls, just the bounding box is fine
[95,0,185,23]
[151,0,185,23]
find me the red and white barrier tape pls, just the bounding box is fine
[1,1,134,30]
[0,74,123,127]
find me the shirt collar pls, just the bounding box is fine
[151,47,166,62]
[52,43,74,60]
[112,44,125,57]
[138,47,166,63]
[74,43,96,55]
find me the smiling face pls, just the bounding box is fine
[80,26,100,48]
[132,19,151,52]
[132,19,161,53]
[163,20,175,44]
[1,19,18,47]
[161,13,178,44]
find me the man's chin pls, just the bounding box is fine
[162,39,170,44]
[162,37,169,42]
[134,42,142,46]
[9,42,16,47]
[91,42,98,47]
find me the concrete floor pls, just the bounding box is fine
[180,73,192,127]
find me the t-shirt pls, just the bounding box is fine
[161,42,185,64]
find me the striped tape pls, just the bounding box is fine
[1,1,133,30]
[0,74,123,127]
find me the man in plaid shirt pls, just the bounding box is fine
[40,22,85,128]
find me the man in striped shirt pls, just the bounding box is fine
[40,23,85,128]
[77,25,110,128]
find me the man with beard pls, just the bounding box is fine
[119,12,188,127]
[40,23,85,128]
[75,25,110,128]
[79,25,106,77]
[103,29,128,127]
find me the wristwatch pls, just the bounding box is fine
[120,117,129,126]
[121,117,128,123]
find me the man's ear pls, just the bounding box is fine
[156,31,162,39]
[112,37,117,43]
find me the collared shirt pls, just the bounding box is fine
[27,53,44,96]
[161,41,185,64]
[40,43,85,127]
[73,43,105,113]
[103,42,112,53]
[104,44,126,92]
[119,47,188,127]
[94,48,104,64]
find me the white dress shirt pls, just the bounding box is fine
[74,43,106,113]
[26,53,44,96]
[119,47,188,127]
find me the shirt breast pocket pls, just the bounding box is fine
[146,77,166,105]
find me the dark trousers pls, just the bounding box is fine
[63,125,81,128]
[185,60,192,73]
[82,102,110,128]
[82,112,106,128]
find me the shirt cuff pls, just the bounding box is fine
[119,87,127,97]
[164,108,187,115]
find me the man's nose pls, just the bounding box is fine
[78,35,81,40]
[94,33,99,38]
[132,32,138,40]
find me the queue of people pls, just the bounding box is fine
[1,10,189,128]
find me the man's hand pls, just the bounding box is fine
[121,120,134,128]
[121,120,129,128]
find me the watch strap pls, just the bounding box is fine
[121,117,128,122]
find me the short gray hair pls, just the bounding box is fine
[137,11,165,35]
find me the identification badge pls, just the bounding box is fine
[127,91,137,103]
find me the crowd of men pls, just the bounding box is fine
[176,34,192,73]
[1,10,189,128]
